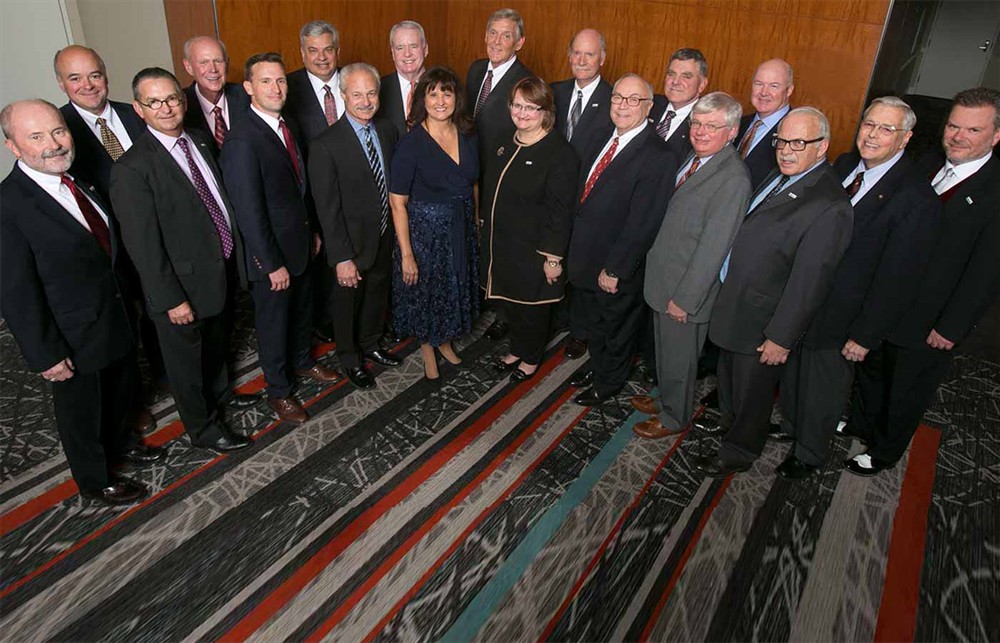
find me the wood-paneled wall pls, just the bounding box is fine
[177,0,892,157]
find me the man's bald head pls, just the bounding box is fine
[2,99,75,175]
[750,58,794,118]
[54,45,110,115]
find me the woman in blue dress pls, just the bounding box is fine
[389,66,480,379]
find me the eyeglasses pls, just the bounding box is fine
[610,94,652,107]
[509,102,543,113]
[860,120,907,137]
[136,95,183,110]
[689,119,728,133]
[772,136,825,151]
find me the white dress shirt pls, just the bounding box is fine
[842,149,904,206]
[306,69,346,119]
[586,121,649,178]
[565,75,603,122]
[18,161,109,231]
[478,55,519,97]
[931,151,993,194]
[658,100,696,141]
[146,127,232,229]
[396,72,414,119]
[250,105,287,146]
[193,84,230,132]
[71,101,134,150]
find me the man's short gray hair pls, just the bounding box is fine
[784,106,831,140]
[1,99,62,140]
[390,20,426,48]
[693,92,743,128]
[339,62,381,94]
[614,73,654,99]
[487,8,524,40]
[300,20,339,49]
[183,36,229,62]
[864,96,917,131]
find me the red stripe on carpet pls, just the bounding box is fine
[639,477,732,642]
[217,349,564,643]
[873,424,942,643]
[353,397,589,643]
[537,428,688,643]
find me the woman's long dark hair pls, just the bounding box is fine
[406,65,475,135]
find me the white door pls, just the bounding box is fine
[912,0,1000,98]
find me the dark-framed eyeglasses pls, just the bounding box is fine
[772,135,825,151]
[610,94,652,107]
[136,94,183,110]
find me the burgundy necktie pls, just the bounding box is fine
[676,157,700,188]
[581,137,619,203]
[845,171,864,198]
[176,137,233,258]
[278,119,302,184]
[323,85,338,126]
[474,70,493,118]
[655,109,676,140]
[738,119,763,160]
[212,106,228,148]
[61,175,111,256]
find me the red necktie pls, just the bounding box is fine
[278,119,302,184]
[676,157,701,188]
[213,106,228,148]
[581,136,619,203]
[323,85,338,126]
[738,119,763,159]
[845,171,864,198]
[61,175,111,256]
[176,137,234,258]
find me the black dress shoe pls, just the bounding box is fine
[692,414,726,434]
[564,337,587,359]
[227,392,262,409]
[692,454,751,478]
[80,477,148,506]
[484,320,509,340]
[701,389,720,410]
[198,434,253,454]
[776,454,819,479]
[493,357,521,374]
[843,452,895,477]
[379,332,402,351]
[314,323,336,343]
[347,366,376,389]
[569,370,594,388]
[768,423,794,442]
[573,386,619,406]
[119,444,166,465]
[510,366,538,382]
[365,349,403,367]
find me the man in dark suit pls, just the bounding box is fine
[844,87,1000,476]
[777,97,941,479]
[220,53,343,425]
[699,107,854,477]
[735,59,795,191]
[379,20,428,138]
[1,99,163,505]
[181,36,250,151]
[308,63,402,390]
[110,67,253,454]
[649,48,708,160]
[567,74,677,406]
[632,92,752,439]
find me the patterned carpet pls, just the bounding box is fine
[1,305,997,642]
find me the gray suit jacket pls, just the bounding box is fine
[644,144,752,323]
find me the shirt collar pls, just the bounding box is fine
[194,83,227,115]
[307,69,340,94]
[944,150,993,181]
[853,148,904,184]
[755,104,790,130]
[664,99,696,121]
[345,113,373,134]
[18,160,66,190]
[613,119,648,146]
[250,105,283,134]
[71,100,114,128]
[147,125,190,151]
[487,55,517,76]
[574,75,602,103]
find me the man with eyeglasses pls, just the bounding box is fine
[695,107,853,477]
[566,74,677,406]
[843,87,1000,476]
[774,96,941,479]
[649,48,709,160]
[110,67,254,455]
[632,92,752,439]
[181,36,250,151]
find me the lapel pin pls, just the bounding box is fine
[789,193,797,199]
[591,103,599,108]
[525,160,533,165]
[497,146,505,156]
[966,196,974,205]
[878,194,884,200]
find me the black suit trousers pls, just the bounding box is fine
[332,232,392,369]
[574,286,645,395]
[717,349,786,465]
[311,249,337,328]
[249,270,315,399]
[504,301,552,365]
[779,347,854,465]
[850,342,952,463]
[51,350,138,491]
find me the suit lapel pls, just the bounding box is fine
[583,126,651,201]
[750,163,829,218]
[676,146,734,195]
[483,60,522,110]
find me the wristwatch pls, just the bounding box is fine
[547,260,560,267]
[604,269,618,279]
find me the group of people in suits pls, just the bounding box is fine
[2,6,998,506]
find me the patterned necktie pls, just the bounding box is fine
[278,119,302,184]
[61,175,111,256]
[212,106,228,148]
[581,136,619,203]
[363,126,389,234]
[96,117,125,161]
[737,119,763,160]
[176,137,233,258]
[474,70,493,118]
[655,109,676,140]
[323,85,338,126]
[676,157,701,188]
[567,89,583,140]
[845,171,864,198]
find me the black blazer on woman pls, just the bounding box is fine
[479,131,580,304]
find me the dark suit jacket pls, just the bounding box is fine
[183,83,250,151]
[61,101,146,200]
[709,163,854,353]
[568,125,678,292]
[888,152,1000,347]
[804,152,941,350]
[1,164,133,374]
[307,117,397,272]
[109,128,245,318]
[379,72,409,139]
[285,68,337,151]
[551,77,614,158]
[649,96,693,160]
[736,113,781,191]
[466,58,533,162]
[219,111,314,282]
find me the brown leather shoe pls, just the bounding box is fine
[633,416,684,439]
[294,364,343,383]
[267,396,309,424]
[131,408,156,436]
[630,395,659,415]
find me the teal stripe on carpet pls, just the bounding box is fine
[442,405,649,642]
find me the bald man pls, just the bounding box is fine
[182,36,250,150]
[736,59,795,190]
